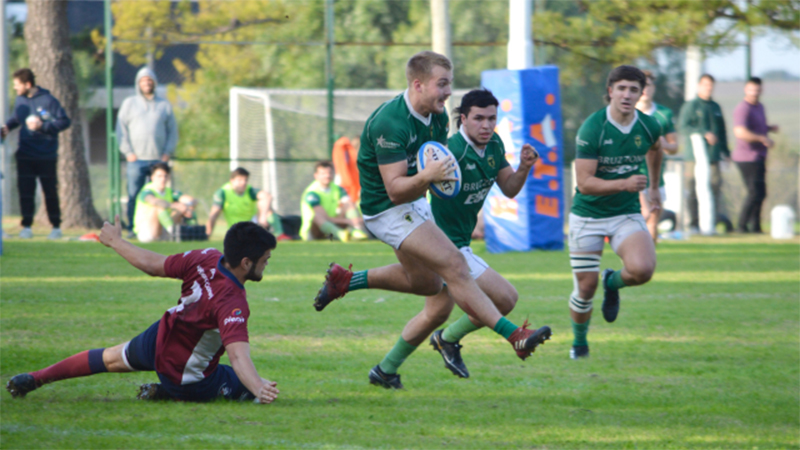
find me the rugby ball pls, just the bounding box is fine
[416,141,461,199]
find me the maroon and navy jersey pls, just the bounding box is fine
[155,248,250,385]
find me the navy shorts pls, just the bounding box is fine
[125,320,255,402]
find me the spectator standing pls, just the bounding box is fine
[1,68,71,239]
[732,77,779,233]
[678,74,729,235]
[117,67,178,236]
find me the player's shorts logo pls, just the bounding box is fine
[403,213,413,224]
[232,308,242,316]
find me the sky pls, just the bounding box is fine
[704,29,800,80]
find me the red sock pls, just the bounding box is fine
[31,348,107,387]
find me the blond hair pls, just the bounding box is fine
[406,51,452,85]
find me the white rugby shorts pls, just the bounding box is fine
[363,198,432,250]
[459,246,489,280]
[568,212,648,253]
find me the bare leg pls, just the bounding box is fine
[615,231,657,286]
[396,221,504,329]
[462,268,519,327]
[399,291,455,346]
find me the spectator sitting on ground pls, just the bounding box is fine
[133,162,196,243]
[300,161,366,242]
[206,167,289,240]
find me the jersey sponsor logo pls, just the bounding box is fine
[210,268,216,279]
[464,187,491,205]
[597,155,645,165]
[603,139,614,146]
[634,135,642,148]
[462,178,495,193]
[465,163,477,171]
[576,137,589,147]
[232,308,242,316]
[376,135,401,149]
[598,164,641,175]
[223,316,246,326]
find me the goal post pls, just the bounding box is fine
[229,88,469,216]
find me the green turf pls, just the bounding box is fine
[1,238,798,449]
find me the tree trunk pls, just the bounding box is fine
[25,0,102,229]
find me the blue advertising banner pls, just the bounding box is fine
[481,67,564,253]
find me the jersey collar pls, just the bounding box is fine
[403,89,432,126]
[218,256,244,290]
[638,102,656,116]
[459,125,486,157]
[606,106,637,135]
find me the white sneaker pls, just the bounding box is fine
[19,227,33,239]
[47,228,62,240]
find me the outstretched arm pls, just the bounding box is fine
[99,215,167,277]
[226,341,280,404]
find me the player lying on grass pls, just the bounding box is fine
[389,88,551,380]
[567,65,663,360]
[312,51,551,389]
[6,218,280,404]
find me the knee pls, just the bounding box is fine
[578,278,599,299]
[496,287,518,315]
[627,263,655,285]
[439,253,471,284]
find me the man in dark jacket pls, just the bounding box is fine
[1,68,71,239]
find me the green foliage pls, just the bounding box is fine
[1,239,799,448]
[105,0,799,159]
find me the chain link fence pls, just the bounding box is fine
[3,0,798,234]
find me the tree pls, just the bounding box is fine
[25,0,102,228]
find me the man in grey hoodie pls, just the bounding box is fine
[117,67,178,234]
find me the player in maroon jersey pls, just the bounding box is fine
[6,218,280,404]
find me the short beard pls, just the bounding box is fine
[245,263,262,282]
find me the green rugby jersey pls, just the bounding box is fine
[572,107,663,219]
[638,102,675,188]
[358,90,449,216]
[432,129,509,249]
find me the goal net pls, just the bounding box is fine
[229,88,469,216]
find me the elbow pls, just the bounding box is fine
[386,188,402,205]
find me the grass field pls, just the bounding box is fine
[1,236,798,449]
